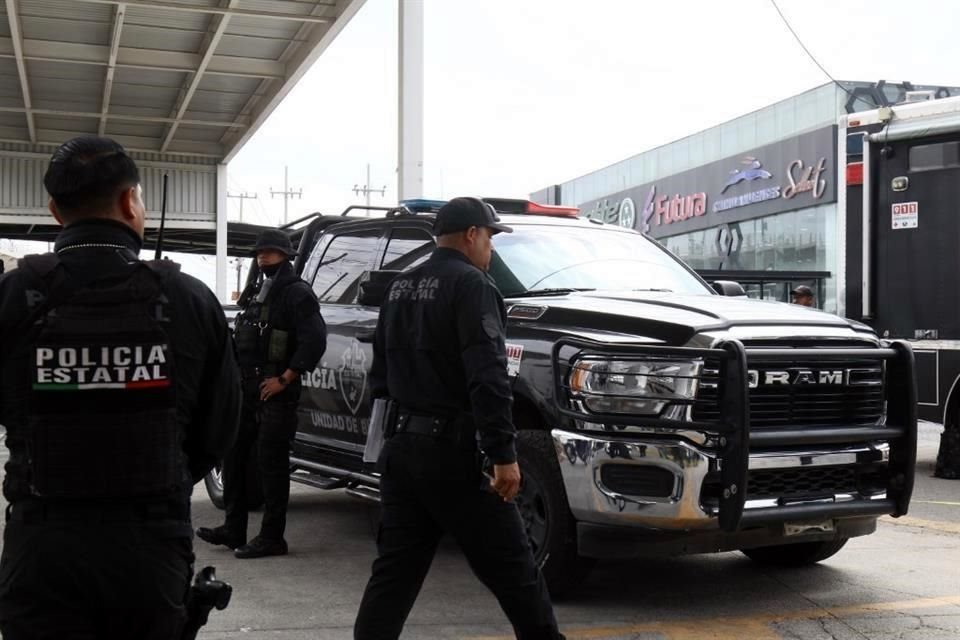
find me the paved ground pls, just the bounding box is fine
[1,423,958,639]
[186,422,960,639]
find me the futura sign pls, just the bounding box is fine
[580,126,837,238]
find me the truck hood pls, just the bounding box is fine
[507,291,868,344]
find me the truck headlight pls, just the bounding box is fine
[568,358,701,416]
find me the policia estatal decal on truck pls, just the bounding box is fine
[32,344,171,390]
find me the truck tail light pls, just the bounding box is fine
[846,162,864,186]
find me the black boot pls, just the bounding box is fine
[234,535,288,559]
[196,525,245,550]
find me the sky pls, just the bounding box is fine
[224,0,960,229]
[6,0,960,289]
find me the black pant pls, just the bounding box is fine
[0,518,193,640]
[354,433,560,640]
[223,388,298,542]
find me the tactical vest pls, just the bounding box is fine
[234,282,293,370]
[18,253,185,500]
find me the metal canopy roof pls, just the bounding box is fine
[0,217,275,256]
[0,0,365,161]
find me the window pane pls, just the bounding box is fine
[312,230,381,304]
[490,225,711,295]
[381,227,435,271]
[910,141,960,172]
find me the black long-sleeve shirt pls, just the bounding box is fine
[370,247,517,464]
[0,219,241,500]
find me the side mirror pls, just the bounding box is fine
[358,270,401,307]
[711,280,746,297]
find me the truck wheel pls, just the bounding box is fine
[741,538,849,567]
[204,464,226,509]
[515,430,595,597]
[203,454,265,511]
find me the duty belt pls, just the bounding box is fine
[394,412,463,442]
[241,364,284,380]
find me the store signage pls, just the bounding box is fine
[578,126,837,238]
[588,185,708,234]
[783,157,828,200]
[721,157,773,193]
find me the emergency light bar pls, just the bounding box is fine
[398,199,447,213]
[482,198,580,218]
[398,198,580,218]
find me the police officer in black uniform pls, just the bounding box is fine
[0,135,241,639]
[197,229,326,558]
[354,197,562,640]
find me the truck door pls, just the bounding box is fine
[872,134,960,339]
[299,227,383,452]
[296,223,436,453]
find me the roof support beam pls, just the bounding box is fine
[0,135,223,159]
[4,0,36,143]
[70,0,333,23]
[0,37,286,79]
[0,105,247,128]
[161,0,235,153]
[99,2,126,135]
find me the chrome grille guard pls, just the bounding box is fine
[551,338,917,531]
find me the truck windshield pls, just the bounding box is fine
[490,224,712,297]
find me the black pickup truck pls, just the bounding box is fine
[207,198,917,593]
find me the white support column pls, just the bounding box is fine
[398,0,424,200]
[216,163,228,302]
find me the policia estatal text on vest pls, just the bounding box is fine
[354,197,564,640]
[197,229,327,558]
[0,136,242,639]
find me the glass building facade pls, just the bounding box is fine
[532,81,957,314]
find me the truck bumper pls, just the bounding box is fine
[575,516,878,559]
[552,428,895,538]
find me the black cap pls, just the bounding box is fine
[251,229,298,257]
[791,285,813,297]
[433,197,513,236]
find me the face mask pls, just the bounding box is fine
[261,262,283,278]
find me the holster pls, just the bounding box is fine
[382,400,400,439]
[180,566,232,640]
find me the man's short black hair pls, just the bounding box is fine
[43,136,141,218]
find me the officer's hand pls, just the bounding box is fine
[491,463,521,502]
[259,377,285,402]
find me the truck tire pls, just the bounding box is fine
[741,538,849,567]
[204,464,226,509]
[203,454,264,511]
[935,420,960,479]
[515,430,595,597]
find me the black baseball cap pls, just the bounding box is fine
[433,197,513,236]
[251,229,298,257]
[791,285,813,297]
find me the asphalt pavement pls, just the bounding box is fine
[0,422,957,639]
[187,421,960,639]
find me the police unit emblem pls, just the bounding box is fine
[338,340,367,415]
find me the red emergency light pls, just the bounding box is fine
[846,162,864,186]
[523,201,580,217]
[482,198,580,218]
